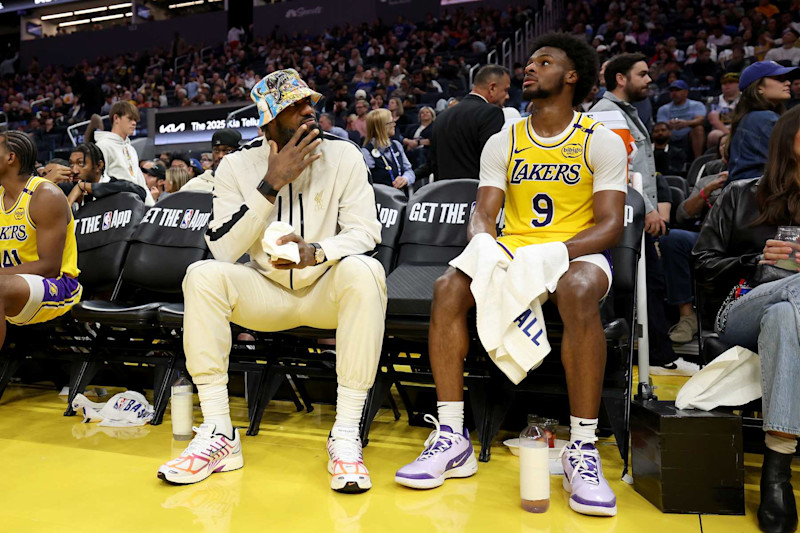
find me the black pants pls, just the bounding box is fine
[645,235,678,366]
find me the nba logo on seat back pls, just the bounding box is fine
[102,212,113,231]
[180,209,194,229]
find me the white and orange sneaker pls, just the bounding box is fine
[158,423,243,485]
[327,426,371,494]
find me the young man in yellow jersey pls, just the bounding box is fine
[0,131,82,347]
[396,34,628,517]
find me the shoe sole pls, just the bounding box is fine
[395,455,478,489]
[158,452,244,485]
[327,460,372,494]
[562,476,617,517]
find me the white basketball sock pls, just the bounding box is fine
[766,432,798,455]
[333,385,368,434]
[197,382,233,438]
[570,415,598,444]
[437,401,464,434]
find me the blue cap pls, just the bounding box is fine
[668,80,689,90]
[739,61,800,90]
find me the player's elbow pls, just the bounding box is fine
[38,260,61,279]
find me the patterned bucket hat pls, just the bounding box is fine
[250,69,322,127]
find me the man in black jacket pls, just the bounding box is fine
[418,65,509,180]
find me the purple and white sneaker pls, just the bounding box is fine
[561,441,617,516]
[395,414,478,489]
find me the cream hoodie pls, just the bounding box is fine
[205,134,381,290]
[94,130,155,206]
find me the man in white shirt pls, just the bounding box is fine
[94,102,155,205]
[708,72,741,149]
[765,30,800,66]
[157,69,386,495]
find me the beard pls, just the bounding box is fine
[271,117,324,146]
[625,84,649,102]
[522,76,565,101]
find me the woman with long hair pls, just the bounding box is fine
[726,61,798,183]
[361,108,415,190]
[158,167,192,201]
[388,96,408,130]
[694,105,800,533]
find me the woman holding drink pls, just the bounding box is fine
[694,105,800,533]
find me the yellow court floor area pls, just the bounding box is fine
[0,380,795,533]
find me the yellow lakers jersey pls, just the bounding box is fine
[0,176,79,277]
[498,113,599,253]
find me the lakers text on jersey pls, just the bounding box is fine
[497,113,598,254]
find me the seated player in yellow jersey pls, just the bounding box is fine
[395,34,628,517]
[0,131,81,346]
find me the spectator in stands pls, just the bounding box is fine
[160,70,385,495]
[319,113,349,140]
[765,29,800,67]
[789,79,800,109]
[755,32,775,62]
[656,80,707,160]
[183,129,242,193]
[727,62,798,184]
[676,135,729,228]
[0,131,82,345]
[345,114,362,144]
[593,53,687,370]
[707,72,740,150]
[402,106,435,169]
[370,94,385,111]
[593,54,660,236]
[658,132,726,347]
[652,121,689,176]
[142,161,166,201]
[755,0,780,18]
[94,102,154,206]
[396,33,626,517]
[388,97,408,131]
[418,65,508,180]
[361,109,414,190]
[353,99,369,140]
[169,152,192,172]
[62,142,146,208]
[200,152,213,171]
[694,106,800,533]
[159,168,191,199]
[39,157,72,184]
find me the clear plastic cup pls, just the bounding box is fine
[775,226,800,271]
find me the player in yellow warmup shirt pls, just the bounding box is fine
[0,131,81,346]
[395,33,628,518]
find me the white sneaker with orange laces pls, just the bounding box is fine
[327,426,371,494]
[158,423,243,485]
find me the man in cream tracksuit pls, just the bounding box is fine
[158,69,387,494]
[93,102,155,206]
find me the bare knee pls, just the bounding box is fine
[432,267,474,314]
[555,270,604,322]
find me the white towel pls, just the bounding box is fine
[450,234,570,384]
[675,345,761,410]
[261,221,301,263]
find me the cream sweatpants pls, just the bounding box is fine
[182,255,388,391]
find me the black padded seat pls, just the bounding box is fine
[386,264,449,317]
[72,300,164,328]
[157,302,185,329]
